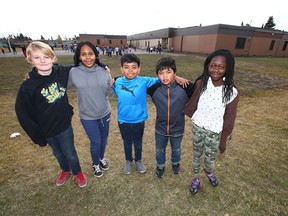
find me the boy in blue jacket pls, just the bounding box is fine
[114,54,159,174]
[147,57,194,178]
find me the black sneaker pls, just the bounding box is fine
[92,164,103,177]
[205,171,218,187]
[99,158,109,171]
[172,163,180,174]
[155,166,165,178]
[189,178,201,195]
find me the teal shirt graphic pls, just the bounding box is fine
[41,82,66,103]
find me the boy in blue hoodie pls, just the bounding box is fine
[114,54,159,174]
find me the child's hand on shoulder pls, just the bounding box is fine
[175,76,189,87]
[23,73,30,81]
[110,78,115,87]
[105,66,111,73]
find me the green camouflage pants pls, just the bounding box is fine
[192,123,220,178]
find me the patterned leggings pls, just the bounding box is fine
[192,123,220,178]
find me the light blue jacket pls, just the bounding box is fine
[114,76,159,123]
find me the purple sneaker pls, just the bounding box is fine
[205,171,218,187]
[189,178,201,195]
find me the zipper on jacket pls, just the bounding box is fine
[167,86,170,135]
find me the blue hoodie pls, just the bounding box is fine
[114,76,159,123]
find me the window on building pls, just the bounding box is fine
[235,37,246,49]
[282,41,288,51]
[97,39,100,45]
[269,40,275,50]
[109,40,112,44]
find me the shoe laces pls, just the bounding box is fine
[173,163,179,168]
[77,172,85,180]
[125,160,132,167]
[191,178,200,188]
[100,158,107,166]
[207,172,217,181]
[136,161,145,169]
[93,165,101,172]
[59,170,70,178]
[59,170,66,177]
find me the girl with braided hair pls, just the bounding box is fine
[184,49,240,195]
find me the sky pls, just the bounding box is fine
[1,0,288,40]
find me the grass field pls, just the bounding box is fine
[0,52,288,216]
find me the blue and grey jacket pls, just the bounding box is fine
[147,81,194,136]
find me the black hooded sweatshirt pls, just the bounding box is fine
[15,64,73,146]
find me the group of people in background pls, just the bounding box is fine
[146,44,162,54]
[62,43,134,57]
[0,45,27,57]
[15,41,239,196]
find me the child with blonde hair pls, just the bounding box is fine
[15,41,87,188]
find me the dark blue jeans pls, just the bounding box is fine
[47,125,81,176]
[155,132,182,168]
[81,113,110,166]
[118,122,145,162]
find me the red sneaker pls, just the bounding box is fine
[75,172,87,188]
[56,170,71,186]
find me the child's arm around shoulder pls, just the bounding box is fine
[180,81,194,98]
[183,79,203,118]
[60,64,73,73]
[175,75,189,87]
[147,82,161,97]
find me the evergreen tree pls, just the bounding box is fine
[19,33,24,40]
[264,16,276,29]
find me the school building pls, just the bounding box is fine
[127,24,288,57]
[79,34,127,48]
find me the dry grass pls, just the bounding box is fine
[0,53,287,216]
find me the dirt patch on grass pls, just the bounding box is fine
[235,69,288,91]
